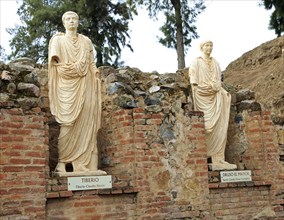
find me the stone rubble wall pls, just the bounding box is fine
[0,58,283,219]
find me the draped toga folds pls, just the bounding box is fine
[189,57,231,158]
[48,33,101,171]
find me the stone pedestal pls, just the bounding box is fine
[55,170,107,177]
[208,163,237,171]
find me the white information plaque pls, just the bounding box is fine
[220,170,252,183]
[68,175,112,191]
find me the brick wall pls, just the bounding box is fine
[210,184,271,219]
[47,186,137,219]
[0,108,49,219]
[208,111,284,219]
[46,108,210,219]
[241,111,284,218]
[1,108,283,219]
[1,107,283,219]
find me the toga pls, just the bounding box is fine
[189,57,231,158]
[48,33,101,171]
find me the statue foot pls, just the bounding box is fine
[95,169,107,175]
[219,160,232,165]
[210,160,237,171]
[55,162,66,172]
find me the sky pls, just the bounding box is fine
[0,0,277,73]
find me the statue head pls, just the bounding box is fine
[200,39,213,56]
[199,39,213,50]
[62,11,79,31]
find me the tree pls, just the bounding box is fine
[132,0,205,69]
[261,0,284,36]
[0,45,8,62]
[8,0,134,67]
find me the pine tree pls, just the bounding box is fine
[7,0,134,67]
[0,45,8,62]
[261,0,284,36]
[132,0,205,69]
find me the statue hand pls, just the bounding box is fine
[92,68,100,77]
[211,82,220,92]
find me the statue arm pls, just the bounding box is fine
[89,42,100,77]
[189,59,198,86]
[90,61,99,76]
[48,34,64,66]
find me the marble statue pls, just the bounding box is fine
[48,11,106,176]
[189,40,237,171]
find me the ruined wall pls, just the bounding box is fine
[0,108,49,219]
[46,108,209,219]
[0,59,49,219]
[46,65,210,219]
[210,185,271,219]
[0,58,283,219]
[209,110,284,219]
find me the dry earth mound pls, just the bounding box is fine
[223,36,284,125]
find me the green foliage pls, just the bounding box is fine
[8,0,134,67]
[0,45,8,62]
[133,0,205,69]
[261,0,284,36]
[158,0,205,51]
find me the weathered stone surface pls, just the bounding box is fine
[271,115,284,126]
[144,93,164,106]
[149,85,160,93]
[17,82,40,97]
[1,70,12,80]
[8,57,35,75]
[160,121,175,143]
[116,71,132,83]
[0,61,48,111]
[9,57,35,67]
[236,89,255,102]
[145,104,162,112]
[271,94,284,125]
[105,73,118,84]
[17,97,39,110]
[36,68,48,98]
[133,89,146,97]
[156,170,171,190]
[0,92,9,102]
[277,130,284,145]
[237,100,262,112]
[113,95,137,109]
[24,70,38,84]
[108,82,134,96]
[7,83,16,94]
[0,61,9,71]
